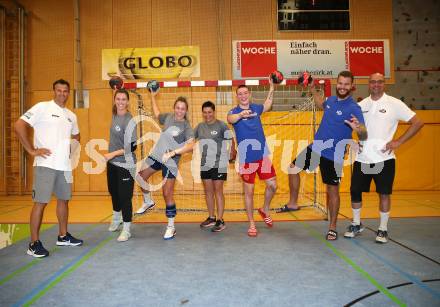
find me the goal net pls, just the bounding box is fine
[124,80,329,219]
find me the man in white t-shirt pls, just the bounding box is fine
[344,73,424,243]
[15,79,83,258]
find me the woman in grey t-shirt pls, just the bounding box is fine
[137,90,195,240]
[195,101,236,232]
[104,89,137,242]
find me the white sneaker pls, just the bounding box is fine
[117,230,131,242]
[108,220,122,232]
[135,202,156,215]
[163,226,176,240]
[375,230,388,244]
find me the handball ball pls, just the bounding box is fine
[147,80,160,92]
[270,70,284,84]
[298,71,313,86]
[109,76,124,90]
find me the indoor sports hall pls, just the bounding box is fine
[0,0,439,306]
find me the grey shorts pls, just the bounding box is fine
[32,166,72,203]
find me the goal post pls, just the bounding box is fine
[123,79,330,218]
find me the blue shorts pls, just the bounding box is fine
[145,156,178,179]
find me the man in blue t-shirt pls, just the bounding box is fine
[227,77,277,237]
[276,71,368,241]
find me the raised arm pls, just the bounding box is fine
[263,76,275,112]
[150,90,161,119]
[310,84,325,109]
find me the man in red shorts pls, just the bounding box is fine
[227,78,277,237]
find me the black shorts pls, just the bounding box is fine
[293,146,343,186]
[200,168,227,181]
[350,159,395,202]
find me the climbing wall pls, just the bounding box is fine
[387,0,440,109]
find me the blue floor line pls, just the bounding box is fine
[0,216,112,286]
[12,233,112,307]
[350,239,440,301]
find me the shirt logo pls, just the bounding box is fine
[115,125,121,132]
[379,109,387,113]
[51,114,60,118]
[211,130,218,136]
[336,110,342,116]
[169,127,181,137]
[67,118,72,123]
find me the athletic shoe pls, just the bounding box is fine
[375,230,388,244]
[135,202,156,215]
[108,220,122,232]
[344,223,365,238]
[211,219,226,232]
[163,226,176,240]
[27,240,49,258]
[200,216,216,228]
[56,232,83,246]
[117,230,131,242]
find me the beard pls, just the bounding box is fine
[336,88,351,99]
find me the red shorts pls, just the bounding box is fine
[239,156,276,184]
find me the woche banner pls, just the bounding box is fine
[232,40,390,79]
[102,46,200,80]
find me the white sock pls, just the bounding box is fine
[123,222,131,232]
[379,211,390,231]
[143,192,154,205]
[113,211,122,222]
[352,208,361,225]
[167,217,175,227]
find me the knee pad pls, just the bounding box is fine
[165,204,176,218]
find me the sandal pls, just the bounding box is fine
[275,204,300,213]
[326,230,338,241]
[248,225,258,237]
[258,208,273,227]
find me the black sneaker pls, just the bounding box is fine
[375,230,388,244]
[56,232,83,246]
[27,240,49,258]
[211,219,226,232]
[344,223,365,238]
[200,216,216,228]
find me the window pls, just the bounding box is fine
[278,0,350,31]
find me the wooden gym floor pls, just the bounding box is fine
[0,191,439,226]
